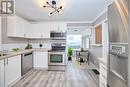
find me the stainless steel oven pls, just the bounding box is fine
[48,43,66,71]
[48,52,66,66]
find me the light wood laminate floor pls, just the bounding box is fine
[12,62,99,87]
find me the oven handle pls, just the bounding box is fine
[48,52,65,54]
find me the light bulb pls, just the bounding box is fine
[48,13,51,16]
[58,11,61,15]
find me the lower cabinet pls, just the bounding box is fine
[5,55,21,87]
[33,52,48,69]
[99,63,107,87]
[0,60,5,87]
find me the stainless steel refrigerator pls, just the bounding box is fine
[107,0,128,87]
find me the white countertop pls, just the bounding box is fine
[98,58,108,66]
[0,48,50,60]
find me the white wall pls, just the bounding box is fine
[89,11,108,69]
[1,43,27,51]
[102,22,109,58]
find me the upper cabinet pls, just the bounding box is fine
[7,16,28,38]
[7,16,67,39]
[26,22,66,39]
[50,22,66,31]
[26,23,51,38]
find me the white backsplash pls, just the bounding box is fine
[0,43,51,51]
[30,43,51,49]
[1,43,27,51]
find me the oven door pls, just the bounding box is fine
[48,52,65,65]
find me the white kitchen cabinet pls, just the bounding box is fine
[0,60,5,87]
[50,22,66,31]
[100,63,107,87]
[26,22,66,39]
[41,23,50,38]
[33,52,48,69]
[26,23,42,38]
[7,16,27,38]
[26,23,50,38]
[23,19,30,38]
[5,55,21,87]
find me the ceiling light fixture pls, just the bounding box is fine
[43,0,63,16]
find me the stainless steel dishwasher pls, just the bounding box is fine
[21,52,33,76]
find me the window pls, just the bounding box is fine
[95,25,102,44]
[67,35,82,50]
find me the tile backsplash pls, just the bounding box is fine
[0,43,51,51]
[1,43,27,51]
[0,39,66,51]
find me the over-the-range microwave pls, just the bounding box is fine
[50,31,66,40]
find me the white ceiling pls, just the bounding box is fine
[15,0,113,22]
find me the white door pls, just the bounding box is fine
[5,55,21,86]
[0,60,5,87]
[33,52,48,69]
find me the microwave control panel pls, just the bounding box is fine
[109,44,128,57]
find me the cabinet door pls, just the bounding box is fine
[50,23,59,31]
[59,23,66,31]
[26,24,42,38]
[33,52,48,69]
[7,16,26,37]
[5,55,21,86]
[7,16,17,37]
[23,20,30,38]
[0,60,5,87]
[17,17,26,37]
[26,23,50,38]
[41,23,50,38]
[50,23,66,31]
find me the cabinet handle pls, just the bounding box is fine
[4,59,6,66]
[24,34,26,37]
[7,59,8,65]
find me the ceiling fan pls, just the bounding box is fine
[43,0,63,16]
